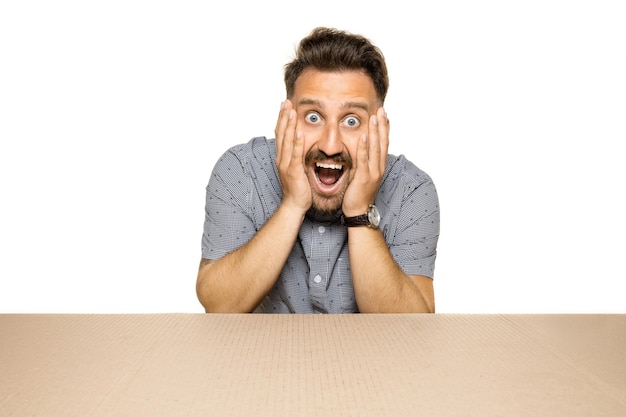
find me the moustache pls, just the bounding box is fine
[304,150,353,169]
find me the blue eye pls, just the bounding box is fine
[305,112,321,124]
[344,116,360,127]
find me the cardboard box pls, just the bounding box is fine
[1,314,625,416]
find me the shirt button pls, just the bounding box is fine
[318,226,326,234]
[313,274,322,284]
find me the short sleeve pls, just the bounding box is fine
[382,159,440,279]
[201,149,257,260]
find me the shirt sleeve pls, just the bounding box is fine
[201,148,257,260]
[384,163,440,279]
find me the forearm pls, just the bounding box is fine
[197,204,305,313]
[348,227,434,313]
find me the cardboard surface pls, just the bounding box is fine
[1,314,625,416]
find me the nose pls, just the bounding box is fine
[316,123,344,157]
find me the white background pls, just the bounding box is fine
[1,1,624,313]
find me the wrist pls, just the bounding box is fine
[342,209,366,217]
[277,201,309,223]
[341,204,381,229]
[341,202,372,218]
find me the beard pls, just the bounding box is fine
[305,149,353,216]
[310,185,346,215]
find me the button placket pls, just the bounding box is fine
[308,222,331,312]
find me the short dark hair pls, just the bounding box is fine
[284,27,389,104]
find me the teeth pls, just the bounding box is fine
[316,162,342,170]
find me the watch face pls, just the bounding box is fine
[367,205,381,227]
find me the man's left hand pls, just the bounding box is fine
[342,107,389,217]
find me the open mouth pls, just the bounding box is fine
[315,162,344,188]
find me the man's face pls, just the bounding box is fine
[291,69,380,215]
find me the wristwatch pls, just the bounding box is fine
[341,205,381,229]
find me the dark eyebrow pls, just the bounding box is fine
[297,98,370,112]
[344,101,370,112]
[297,98,322,107]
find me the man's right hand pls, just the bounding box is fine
[274,100,312,214]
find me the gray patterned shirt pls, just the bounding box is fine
[201,137,440,313]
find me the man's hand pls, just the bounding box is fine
[342,107,389,216]
[274,100,312,214]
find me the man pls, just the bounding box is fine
[196,27,440,313]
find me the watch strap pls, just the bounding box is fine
[340,213,370,227]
